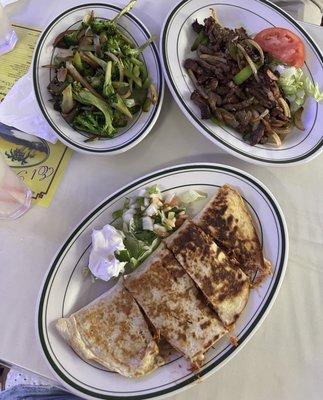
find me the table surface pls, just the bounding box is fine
[1,1,323,399]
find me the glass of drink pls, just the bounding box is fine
[0,152,32,219]
[0,3,18,56]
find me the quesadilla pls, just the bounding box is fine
[56,282,163,378]
[165,220,250,326]
[193,185,272,285]
[124,244,227,368]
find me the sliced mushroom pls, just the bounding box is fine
[278,97,291,118]
[266,132,282,147]
[57,67,68,82]
[266,69,278,81]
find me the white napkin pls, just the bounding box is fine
[0,71,58,143]
[0,0,21,6]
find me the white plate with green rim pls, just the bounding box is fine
[160,0,323,165]
[33,3,164,155]
[37,162,288,399]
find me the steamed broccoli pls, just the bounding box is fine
[73,111,102,134]
[62,31,79,47]
[49,0,157,141]
[72,84,115,136]
[108,93,133,118]
[102,62,132,118]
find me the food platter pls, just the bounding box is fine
[33,3,164,154]
[160,0,323,165]
[37,163,288,399]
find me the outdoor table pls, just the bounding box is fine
[1,1,323,399]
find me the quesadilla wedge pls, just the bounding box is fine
[56,282,163,378]
[193,185,272,285]
[124,244,227,368]
[165,220,250,326]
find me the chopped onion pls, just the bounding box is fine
[236,43,259,83]
[266,69,278,81]
[210,7,221,24]
[274,125,292,139]
[258,109,269,120]
[142,216,154,231]
[267,132,282,147]
[122,209,134,224]
[145,204,158,217]
[278,97,291,118]
[187,69,208,99]
[164,192,175,204]
[246,39,265,66]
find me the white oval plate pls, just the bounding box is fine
[37,163,288,399]
[160,0,323,165]
[33,3,164,155]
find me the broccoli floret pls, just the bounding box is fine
[73,111,102,134]
[90,19,107,34]
[72,83,115,136]
[104,22,118,36]
[123,59,142,87]
[108,93,132,119]
[63,31,79,47]
[87,74,104,90]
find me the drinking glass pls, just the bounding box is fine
[0,3,17,56]
[0,152,32,219]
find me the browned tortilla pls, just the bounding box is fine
[124,244,227,368]
[165,220,250,326]
[56,282,163,378]
[194,185,272,285]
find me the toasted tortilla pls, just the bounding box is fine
[193,185,272,285]
[56,282,163,378]
[124,244,227,368]
[165,220,250,326]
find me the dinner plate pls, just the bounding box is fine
[37,163,288,399]
[160,0,323,165]
[33,3,164,154]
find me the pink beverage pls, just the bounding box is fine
[0,153,32,219]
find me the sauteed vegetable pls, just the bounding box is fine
[46,0,157,141]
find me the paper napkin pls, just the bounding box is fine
[0,71,58,143]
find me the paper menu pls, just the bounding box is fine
[0,123,73,207]
[0,24,73,207]
[0,24,40,100]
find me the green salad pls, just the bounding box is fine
[112,186,206,272]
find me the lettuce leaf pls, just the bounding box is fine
[278,67,323,111]
[180,189,207,204]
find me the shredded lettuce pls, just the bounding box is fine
[180,189,207,204]
[115,232,160,271]
[278,67,323,111]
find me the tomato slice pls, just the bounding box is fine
[254,27,305,67]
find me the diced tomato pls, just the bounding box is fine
[254,27,305,67]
